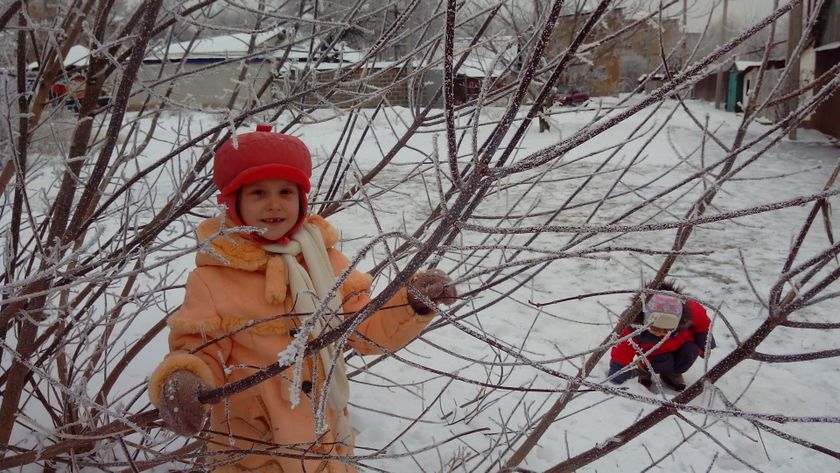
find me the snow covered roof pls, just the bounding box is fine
[26,45,91,70]
[447,36,517,78]
[144,26,368,68]
[814,41,840,52]
[64,45,91,67]
[457,58,502,78]
[146,25,287,61]
[279,57,393,74]
[732,59,786,74]
[733,60,763,72]
[638,73,666,82]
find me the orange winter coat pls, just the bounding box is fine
[149,215,434,473]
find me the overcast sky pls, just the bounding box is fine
[660,0,781,32]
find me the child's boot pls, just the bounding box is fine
[636,367,652,388]
[661,372,686,391]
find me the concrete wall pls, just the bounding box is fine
[129,59,276,111]
[131,59,422,111]
[742,68,786,122]
[800,46,817,108]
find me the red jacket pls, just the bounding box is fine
[611,300,711,366]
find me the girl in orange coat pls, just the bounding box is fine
[148,126,456,472]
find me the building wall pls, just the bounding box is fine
[621,18,683,90]
[800,46,817,108]
[693,71,729,103]
[132,59,419,111]
[292,65,415,108]
[548,10,621,96]
[421,69,443,108]
[800,0,840,138]
[742,68,786,122]
[818,0,840,45]
[811,47,840,139]
[548,10,683,97]
[130,60,276,111]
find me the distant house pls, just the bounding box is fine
[134,26,371,110]
[724,59,786,113]
[132,26,423,111]
[449,38,516,104]
[724,61,755,112]
[293,58,422,109]
[26,45,112,111]
[637,73,667,94]
[548,8,686,97]
[692,69,727,103]
[408,37,515,107]
[800,0,840,138]
[132,26,291,110]
[740,59,786,114]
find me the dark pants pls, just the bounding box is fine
[649,342,700,375]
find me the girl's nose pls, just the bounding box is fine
[266,194,282,209]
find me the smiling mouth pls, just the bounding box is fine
[262,218,285,224]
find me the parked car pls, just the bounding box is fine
[48,73,111,113]
[554,87,590,106]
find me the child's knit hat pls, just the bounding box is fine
[643,292,683,330]
[213,125,312,237]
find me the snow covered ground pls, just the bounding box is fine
[335,101,839,472]
[11,97,839,472]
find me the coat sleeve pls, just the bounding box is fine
[608,360,633,384]
[610,329,636,367]
[328,248,435,355]
[687,300,715,353]
[148,271,232,408]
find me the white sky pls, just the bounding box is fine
[659,0,781,32]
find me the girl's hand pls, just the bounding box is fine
[158,370,210,436]
[408,269,457,314]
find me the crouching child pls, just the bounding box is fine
[608,282,713,391]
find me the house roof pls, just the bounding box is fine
[733,59,786,73]
[448,36,517,78]
[27,44,91,70]
[733,60,763,72]
[145,25,287,61]
[815,40,840,52]
[143,25,369,69]
[64,45,91,66]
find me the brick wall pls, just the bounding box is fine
[294,65,416,108]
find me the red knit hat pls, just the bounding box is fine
[213,125,312,242]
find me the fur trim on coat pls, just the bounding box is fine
[148,353,217,407]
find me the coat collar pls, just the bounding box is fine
[194,214,338,271]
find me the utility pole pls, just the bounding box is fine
[786,0,803,140]
[714,0,729,109]
[682,0,688,64]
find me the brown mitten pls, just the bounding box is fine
[407,269,457,314]
[158,370,210,436]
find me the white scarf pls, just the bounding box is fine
[263,223,352,441]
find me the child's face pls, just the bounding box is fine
[648,326,671,338]
[238,179,300,240]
